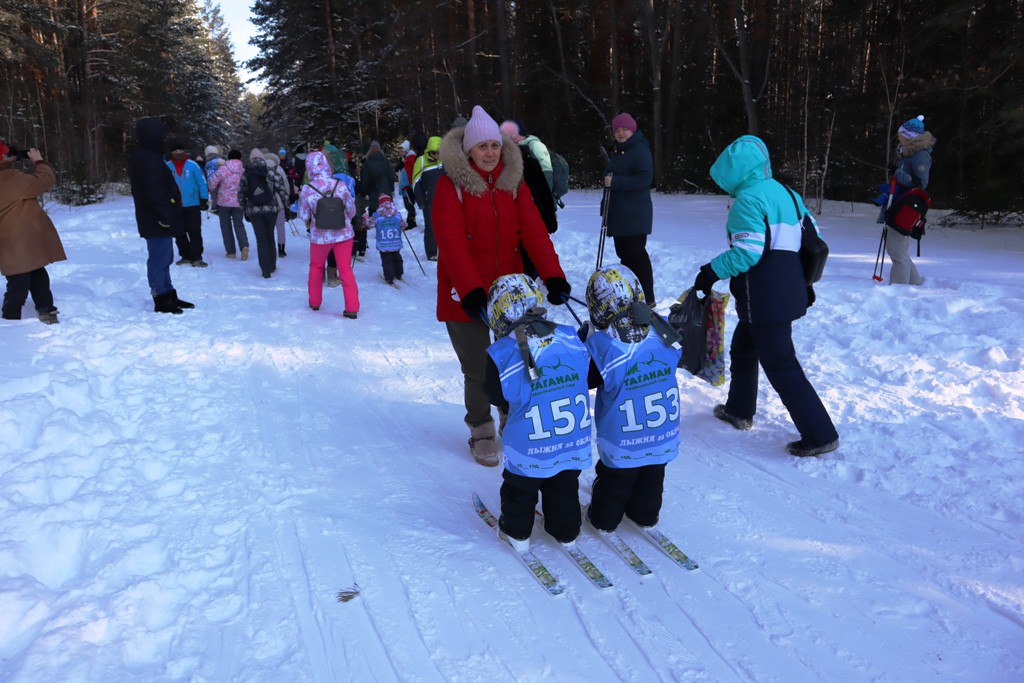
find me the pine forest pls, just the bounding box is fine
[1,0,1021,216]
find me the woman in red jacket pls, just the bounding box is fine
[434,105,571,466]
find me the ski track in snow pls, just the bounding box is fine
[0,193,1022,681]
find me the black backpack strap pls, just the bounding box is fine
[783,185,804,222]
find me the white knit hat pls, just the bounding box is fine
[462,105,501,153]
[249,147,264,161]
[204,145,221,158]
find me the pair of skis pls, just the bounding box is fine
[472,493,697,596]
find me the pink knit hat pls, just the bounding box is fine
[462,105,502,153]
[611,113,638,134]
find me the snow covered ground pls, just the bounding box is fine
[1,190,1022,682]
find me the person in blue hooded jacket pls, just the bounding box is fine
[165,141,209,267]
[691,135,838,458]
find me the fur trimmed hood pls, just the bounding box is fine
[439,128,523,198]
[899,131,936,157]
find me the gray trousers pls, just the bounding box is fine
[445,320,494,426]
[275,210,286,245]
[218,207,248,254]
[885,227,923,285]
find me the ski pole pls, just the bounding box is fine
[872,226,887,282]
[562,297,584,327]
[596,185,610,270]
[873,176,898,282]
[402,225,427,276]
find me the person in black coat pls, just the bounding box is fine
[497,119,559,280]
[128,117,192,314]
[603,112,655,306]
[360,141,396,214]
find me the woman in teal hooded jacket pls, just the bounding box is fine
[691,135,838,458]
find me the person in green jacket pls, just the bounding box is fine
[691,135,838,458]
[499,119,553,190]
[412,135,442,260]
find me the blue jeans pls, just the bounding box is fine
[145,237,174,296]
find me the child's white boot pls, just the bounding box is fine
[497,527,530,553]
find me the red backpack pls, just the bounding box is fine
[886,188,931,239]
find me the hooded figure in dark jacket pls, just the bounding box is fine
[128,117,192,314]
[360,141,396,214]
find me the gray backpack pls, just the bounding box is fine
[310,180,346,229]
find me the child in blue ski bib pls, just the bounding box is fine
[582,265,683,532]
[484,274,593,552]
[369,194,405,285]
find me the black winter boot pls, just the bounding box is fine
[278,244,286,257]
[153,291,184,314]
[713,404,753,431]
[169,289,194,309]
[786,438,839,458]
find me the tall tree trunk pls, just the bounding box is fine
[642,0,674,183]
[494,0,512,114]
[467,0,479,106]
[610,0,619,114]
[704,0,763,135]
[546,0,572,116]
[322,0,338,104]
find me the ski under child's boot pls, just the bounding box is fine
[468,421,501,467]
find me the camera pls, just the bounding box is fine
[7,146,33,160]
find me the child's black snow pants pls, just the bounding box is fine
[588,461,666,532]
[499,468,581,543]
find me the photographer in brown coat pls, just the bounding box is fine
[0,147,65,324]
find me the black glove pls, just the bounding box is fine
[285,209,297,221]
[199,198,209,211]
[807,285,816,307]
[910,224,925,240]
[460,287,488,319]
[693,263,719,294]
[544,277,571,306]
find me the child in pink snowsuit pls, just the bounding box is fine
[298,150,360,317]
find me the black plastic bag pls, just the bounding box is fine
[668,288,710,376]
